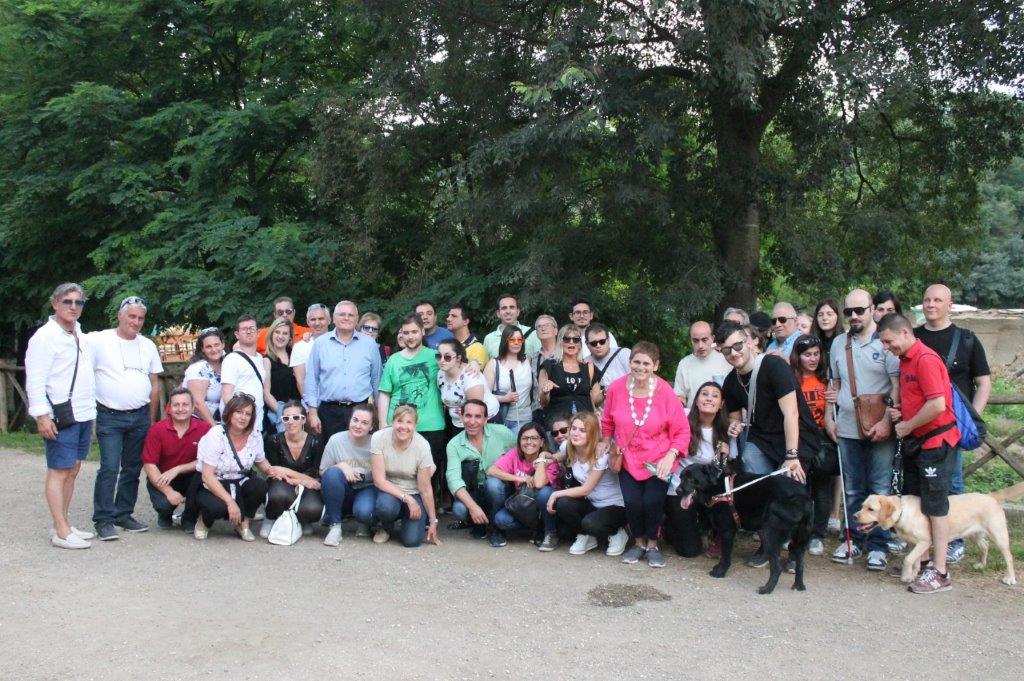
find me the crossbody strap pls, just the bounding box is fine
[746,354,764,424]
[233,350,264,386]
[224,430,248,473]
[944,328,962,373]
[845,335,859,399]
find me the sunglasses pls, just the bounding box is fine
[587,338,608,347]
[796,337,821,352]
[770,316,794,325]
[275,308,294,317]
[119,295,146,310]
[843,306,870,317]
[435,352,458,362]
[234,392,257,404]
[60,299,86,308]
[550,426,569,436]
[720,340,746,355]
[198,326,220,337]
[507,337,524,344]
[563,336,582,344]
[361,325,380,333]
[281,414,305,422]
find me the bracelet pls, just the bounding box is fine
[785,448,799,460]
[429,518,439,525]
[401,493,408,503]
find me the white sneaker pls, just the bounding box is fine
[51,532,91,550]
[254,505,266,521]
[259,519,274,539]
[324,524,343,547]
[808,538,824,556]
[193,517,209,540]
[606,528,629,557]
[569,534,598,555]
[827,516,842,533]
[49,526,95,541]
[373,528,390,544]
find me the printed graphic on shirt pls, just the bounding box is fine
[394,361,433,410]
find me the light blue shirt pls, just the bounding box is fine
[304,330,382,408]
[424,326,455,349]
[766,333,799,358]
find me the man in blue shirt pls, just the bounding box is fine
[416,300,455,349]
[766,301,800,358]
[305,300,382,442]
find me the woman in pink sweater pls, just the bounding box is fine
[601,341,690,568]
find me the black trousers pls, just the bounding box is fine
[195,476,268,527]
[265,478,325,524]
[318,402,364,443]
[553,496,626,540]
[809,469,833,540]
[420,429,449,503]
[663,495,705,557]
[146,472,198,525]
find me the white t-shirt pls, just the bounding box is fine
[673,351,731,408]
[437,368,499,428]
[196,425,265,480]
[289,339,313,368]
[220,350,267,431]
[571,452,624,508]
[183,360,221,418]
[370,428,435,494]
[490,359,533,422]
[88,329,163,409]
[592,346,631,388]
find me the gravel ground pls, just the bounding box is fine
[2,449,1022,680]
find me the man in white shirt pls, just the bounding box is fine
[26,283,97,549]
[585,323,629,389]
[290,303,330,397]
[220,314,276,434]
[673,321,731,408]
[89,295,163,540]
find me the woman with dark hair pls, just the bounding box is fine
[320,403,378,546]
[260,400,325,539]
[664,381,737,558]
[264,317,300,432]
[485,325,534,432]
[538,325,603,425]
[193,393,282,541]
[872,290,903,323]
[486,422,561,550]
[437,338,498,428]
[811,299,844,369]
[184,327,226,424]
[546,412,628,557]
[789,334,831,555]
[742,323,768,355]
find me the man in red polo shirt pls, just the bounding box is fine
[878,313,960,594]
[142,387,211,533]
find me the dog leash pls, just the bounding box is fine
[711,467,789,501]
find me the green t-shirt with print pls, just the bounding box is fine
[379,347,445,432]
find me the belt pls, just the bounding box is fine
[320,399,368,408]
[97,403,148,414]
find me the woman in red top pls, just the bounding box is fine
[790,334,831,553]
[601,341,690,568]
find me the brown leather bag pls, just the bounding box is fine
[846,337,888,438]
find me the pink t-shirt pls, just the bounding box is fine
[601,375,691,481]
[492,448,561,486]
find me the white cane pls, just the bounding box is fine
[830,381,855,565]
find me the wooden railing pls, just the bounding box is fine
[964,393,1024,480]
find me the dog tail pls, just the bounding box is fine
[989,481,1024,503]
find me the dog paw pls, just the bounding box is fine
[1002,576,1017,586]
[757,585,774,595]
[792,581,806,591]
[972,562,986,571]
[709,565,728,579]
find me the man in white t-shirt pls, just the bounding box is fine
[585,323,630,389]
[220,314,276,433]
[673,321,730,408]
[89,296,163,540]
[290,303,331,397]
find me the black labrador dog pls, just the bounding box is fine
[675,462,813,594]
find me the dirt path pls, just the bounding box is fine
[1,450,1022,680]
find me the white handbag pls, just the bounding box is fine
[267,485,304,546]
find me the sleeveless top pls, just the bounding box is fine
[268,354,301,402]
[541,359,594,419]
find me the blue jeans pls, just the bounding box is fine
[490,479,557,535]
[375,492,427,547]
[453,476,507,526]
[320,467,377,525]
[839,437,894,552]
[93,406,151,526]
[740,440,775,475]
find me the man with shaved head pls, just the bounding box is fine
[673,320,731,407]
[824,288,900,568]
[766,302,800,358]
[914,283,991,564]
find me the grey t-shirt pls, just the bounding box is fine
[828,332,900,440]
[320,431,373,488]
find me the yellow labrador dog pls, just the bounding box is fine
[854,481,1024,586]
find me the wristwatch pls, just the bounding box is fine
[785,448,799,460]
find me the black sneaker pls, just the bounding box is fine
[96,523,119,541]
[115,516,149,533]
[747,551,769,568]
[156,512,173,529]
[470,525,488,539]
[488,530,508,548]
[181,521,196,535]
[447,520,468,530]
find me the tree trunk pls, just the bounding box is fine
[711,103,767,318]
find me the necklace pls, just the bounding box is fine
[628,376,656,426]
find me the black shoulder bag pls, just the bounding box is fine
[48,333,81,431]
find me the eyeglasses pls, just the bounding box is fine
[361,325,380,333]
[281,414,305,422]
[843,306,870,317]
[720,340,746,355]
[571,309,592,316]
[770,316,794,325]
[550,426,569,436]
[275,308,294,317]
[521,435,543,442]
[119,296,146,310]
[237,326,257,334]
[563,336,582,344]
[435,352,458,362]
[60,299,86,308]
[588,337,608,347]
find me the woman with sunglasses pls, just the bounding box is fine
[359,312,392,365]
[184,327,226,425]
[193,394,284,541]
[789,334,831,556]
[260,401,325,539]
[538,325,603,426]
[548,414,571,451]
[486,422,561,550]
[485,326,534,433]
[264,317,300,433]
[436,339,498,428]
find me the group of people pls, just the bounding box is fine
[26,282,989,593]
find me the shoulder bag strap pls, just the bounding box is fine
[225,430,248,473]
[289,485,305,511]
[845,335,859,399]
[944,328,961,372]
[746,354,764,424]
[234,350,264,385]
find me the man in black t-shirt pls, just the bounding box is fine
[913,283,992,564]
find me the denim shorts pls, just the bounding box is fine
[44,420,93,470]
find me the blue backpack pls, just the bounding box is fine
[944,329,987,450]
